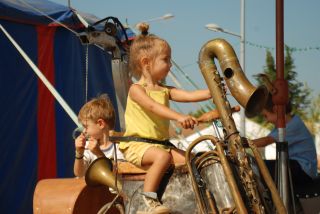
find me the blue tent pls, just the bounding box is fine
[0,0,129,213]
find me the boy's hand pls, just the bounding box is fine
[177,115,198,129]
[87,137,104,158]
[75,133,86,154]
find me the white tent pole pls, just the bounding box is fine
[0,24,80,127]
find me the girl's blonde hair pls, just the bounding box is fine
[129,22,171,77]
[78,94,116,129]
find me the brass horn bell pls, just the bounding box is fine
[85,157,122,192]
[198,38,268,118]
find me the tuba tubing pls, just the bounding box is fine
[248,140,287,213]
[186,135,247,214]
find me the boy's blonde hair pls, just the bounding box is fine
[78,94,116,129]
[129,22,171,77]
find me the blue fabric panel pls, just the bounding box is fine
[0,20,38,213]
[0,0,77,27]
[53,28,119,177]
[85,46,120,131]
[53,28,85,178]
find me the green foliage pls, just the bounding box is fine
[305,94,320,136]
[309,94,320,122]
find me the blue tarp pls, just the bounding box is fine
[0,0,80,26]
[0,0,127,213]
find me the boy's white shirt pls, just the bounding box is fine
[83,141,125,164]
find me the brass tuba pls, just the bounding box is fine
[186,38,286,213]
[198,38,268,118]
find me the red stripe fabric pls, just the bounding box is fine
[36,26,57,180]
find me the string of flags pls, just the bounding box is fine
[245,41,320,52]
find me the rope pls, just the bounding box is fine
[0,24,80,127]
[21,0,104,51]
[85,44,89,102]
[20,0,79,35]
[171,59,200,89]
[171,60,215,112]
[168,71,204,111]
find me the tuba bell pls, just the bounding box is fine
[198,38,268,118]
[85,157,122,192]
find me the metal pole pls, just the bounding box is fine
[239,0,246,137]
[275,0,288,204]
[275,0,291,212]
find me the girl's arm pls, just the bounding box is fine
[169,87,211,102]
[130,84,182,120]
[129,84,197,128]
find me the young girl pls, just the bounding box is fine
[119,23,211,214]
[74,94,124,177]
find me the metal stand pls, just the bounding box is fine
[275,141,295,213]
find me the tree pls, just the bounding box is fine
[254,45,312,120]
[305,93,320,137]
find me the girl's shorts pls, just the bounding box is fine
[119,142,170,166]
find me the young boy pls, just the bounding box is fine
[73,94,124,177]
[252,100,317,184]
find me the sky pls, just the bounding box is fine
[52,0,320,113]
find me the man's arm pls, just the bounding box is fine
[252,136,275,147]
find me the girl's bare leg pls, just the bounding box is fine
[170,148,186,165]
[141,147,172,192]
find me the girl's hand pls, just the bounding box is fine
[87,137,104,158]
[75,133,86,154]
[177,115,198,129]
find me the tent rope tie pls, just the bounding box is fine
[20,0,78,35]
[20,0,104,52]
[85,44,89,102]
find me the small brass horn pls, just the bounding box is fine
[85,157,122,192]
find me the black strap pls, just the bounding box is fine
[109,136,176,148]
[157,165,174,201]
[191,157,209,211]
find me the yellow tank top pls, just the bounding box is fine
[119,85,170,149]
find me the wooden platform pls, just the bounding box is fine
[33,177,120,214]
